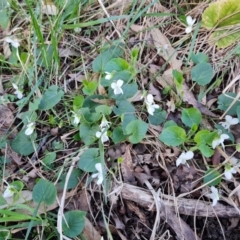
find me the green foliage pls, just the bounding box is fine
[81,108,101,123]
[173,70,184,93]
[73,95,84,111]
[82,80,98,95]
[148,108,167,125]
[202,0,240,48]
[92,45,124,72]
[38,85,64,110]
[181,108,202,128]
[78,148,100,172]
[204,168,222,186]
[11,131,36,156]
[43,152,56,170]
[125,119,148,144]
[32,179,57,206]
[59,169,82,190]
[191,52,209,63]
[62,210,86,238]
[159,126,186,146]
[112,126,127,144]
[217,92,240,115]
[191,63,214,86]
[79,123,99,145]
[95,105,112,116]
[104,58,130,72]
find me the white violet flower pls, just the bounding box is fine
[145,94,159,115]
[176,151,194,167]
[3,181,15,198]
[212,133,229,149]
[185,16,196,34]
[105,71,115,80]
[224,164,237,180]
[219,115,239,131]
[12,83,23,99]
[206,186,219,206]
[5,37,20,48]
[99,115,111,130]
[92,163,103,185]
[72,111,81,125]
[25,122,35,136]
[96,128,109,143]
[111,80,124,95]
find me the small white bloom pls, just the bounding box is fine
[145,94,159,115]
[224,164,237,180]
[105,71,114,80]
[5,37,20,48]
[96,128,109,143]
[212,134,229,149]
[185,16,196,34]
[99,115,111,130]
[111,80,124,95]
[206,186,219,206]
[12,83,23,99]
[92,163,103,185]
[219,115,239,131]
[72,111,81,125]
[25,122,35,135]
[3,181,15,198]
[176,151,194,167]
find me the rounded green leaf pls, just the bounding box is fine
[62,210,86,238]
[11,131,36,156]
[112,126,127,144]
[104,58,130,72]
[32,179,57,206]
[191,63,214,86]
[109,82,138,100]
[194,130,217,145]
[159,126,186,146]
[59,169,82,190]
[79,123,99,145]
[191,53,209,63]
[125,119,148,144]
[148,109,167,125]
[198,144,214,157]
[181,108,202,128]
[38,85,64,110]
[217,92,240,115]
[78,148,100,172]
[204,168,222,186]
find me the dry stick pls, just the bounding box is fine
[57,148,86,240]
[121,184,200,240]
[120,183,240,218]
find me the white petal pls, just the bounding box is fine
[230,118,239,125]
[212,139,219,149]
[25,127,34,135]
[221,134,229,140]
[224,169,232,180]
[95,163,102,173]
[101,133,109,143]
[225,115,232,123]
[3,187,14,198]
[96,131,102,138]
[16,90,23,99]
[5,37,14,44]
[116,80,124,87]
[114,86,123,95]
[231,157,238,165]
[12,83,18,90]
[92,173,99,179]
[210,186,218,196]
[212,198,218,206]
[96,174,103,185]
[184,151,194,160]
[176,157,185,166]
[146,94,154,104]
[185,26,192,34]
[147,104,155,115]
[186,16,196,26]
[152,104,159,109]
[111,82,117,89]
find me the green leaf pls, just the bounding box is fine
[81,108,101,124]
[73,95,84,111]
[59,169,82,190]
[194,130,217,145]
[11,181,24,192]
[92,46,123,72]
[62,210,86,238]
[148,109,167,125]
[43,152,56,169]
[82,80,98,96]
[95,105,112,116]
[125,120,148,144]
[32,179,57,206]
[159,126,186,146]
[109,82,138,100]
[191,52,209,63]
[217,92,240,115]
[38,85,64,110]
[79,123,99,145]
[122,114,137,134]
[203,168,222,186]
[0,9,10,30]
[0,196,7,206]
[181,108,202,128]
[131,47,139,64]
[11,131,36,156]
[198,144,214,157]
[112,126,128,144]
[163,120,177,128]
[173,70,184,88]
[191,63,214,86]
[104,58,130,72]
[78,148,100,172]
[83,95,107,110]
[113,100,135,115]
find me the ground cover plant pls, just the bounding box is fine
[1,0,240,239]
